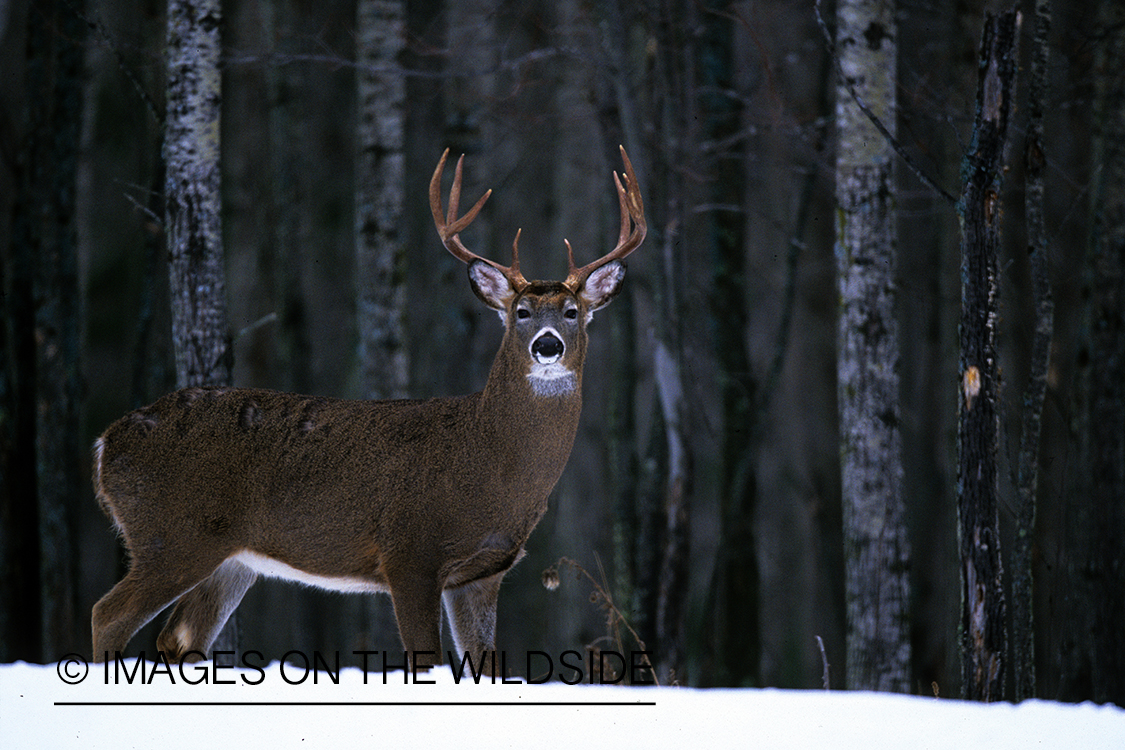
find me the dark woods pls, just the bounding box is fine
[1,0,1121,705]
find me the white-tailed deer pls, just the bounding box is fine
[91,147,645,670]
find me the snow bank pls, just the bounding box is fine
[3,659,1122,749]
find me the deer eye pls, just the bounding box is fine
[564,308,578,320]
[517,308,532,320]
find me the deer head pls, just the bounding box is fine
[430,146,645,396]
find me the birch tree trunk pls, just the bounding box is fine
[957,10,1018,703]
[834,0,911,693]
[351,0,409,657]
[165,0,230,389]
[356,0,409,400]
[164,0,235,653]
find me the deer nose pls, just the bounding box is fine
[531,332,564,363]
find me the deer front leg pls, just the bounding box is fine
[92,566,195,662]
[442,571,504,675]
[156,557,258,662]
[387,573,444,671]
[92,545,234,663]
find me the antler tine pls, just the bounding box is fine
[613,170,631,247]
[430,150,527,289]
[429,150,490,261]
[445,153,464,228]
[565,145,647,290]
[511,228,523,276]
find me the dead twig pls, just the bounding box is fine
[543,556,660,686]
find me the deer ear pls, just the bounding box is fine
[579,261,626,314]
[468,261,515,311]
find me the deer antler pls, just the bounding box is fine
[430,149,528,292]
[564,146,647,291]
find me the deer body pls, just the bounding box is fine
[91,149,645,668]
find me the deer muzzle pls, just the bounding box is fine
[531,330,565,364]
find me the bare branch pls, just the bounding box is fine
[68,1,162,125]
[222,45,581,82]
[814,0,956,206]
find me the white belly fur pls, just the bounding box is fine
[229,550,388,595]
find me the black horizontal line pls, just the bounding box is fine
[55,701,656,707]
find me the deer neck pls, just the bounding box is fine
[475,332,584,491]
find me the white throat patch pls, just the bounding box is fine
[527,362,577,397]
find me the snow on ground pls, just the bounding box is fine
[3,658,1123,749]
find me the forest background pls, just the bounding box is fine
[2,0,1122,705]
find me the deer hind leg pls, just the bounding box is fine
[442,571,504,670]
[156,557,258,662]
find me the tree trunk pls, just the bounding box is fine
[350,0,409,660]
[0,224,30,662]
[166,0,230,390]
[1080,0,1125,707]
[957,10,1018,703]
[1014,0,1052,703]
[356,0,409,400]
[33,0,86,663]
[599,0,695,684]
[0,51,39,662]
[591,0,646,660]
[165,0,234,653]
[834,0,911,693]
[261,0,312,395]
[2,0,86,662]
[649,2,694,688]
[700,0,760,689]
